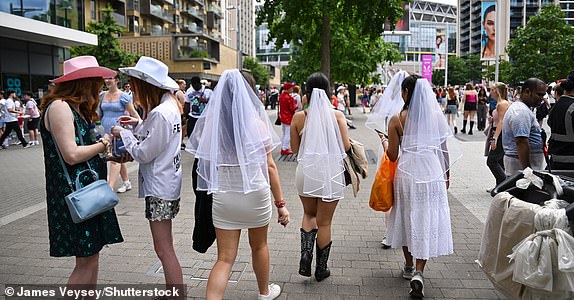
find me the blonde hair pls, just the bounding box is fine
[493,82,508,101]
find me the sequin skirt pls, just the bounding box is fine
[145,196,180,221]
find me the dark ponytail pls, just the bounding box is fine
[401,75,419,110]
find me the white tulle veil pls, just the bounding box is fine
[398,78,462,183]
[365,70,409,134]
[298,88,347,199]
[187,69,280,194]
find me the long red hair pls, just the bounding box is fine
[130,77,182,118]
[40,77,104,123]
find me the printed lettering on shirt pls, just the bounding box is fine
[173,123,181,134]
[173,153,181,171]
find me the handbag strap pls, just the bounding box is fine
[45,102,97,191]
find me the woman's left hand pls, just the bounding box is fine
[277,207,290,227]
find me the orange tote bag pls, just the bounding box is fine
[369,152,398,212]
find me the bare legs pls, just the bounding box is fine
[206,225,271,300]
[402,246,427,273]
[149,220,183,299]
[300,196,338,249]
[67,254,99,299]
[108,162,129,189]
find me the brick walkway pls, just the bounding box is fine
[0,108,504,299]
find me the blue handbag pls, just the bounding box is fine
[47,106,119,223]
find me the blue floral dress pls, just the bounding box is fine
[40,104,123,257]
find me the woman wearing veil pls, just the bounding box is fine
[188,69,290,300]
[365,71,408,248]
[385,75,458,298]
[290,72,351,282]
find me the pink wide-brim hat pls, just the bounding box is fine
[50,56,116,83]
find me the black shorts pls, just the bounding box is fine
[27,117,40,130]
[464,101,477,111]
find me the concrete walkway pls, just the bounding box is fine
[0,108,504,299]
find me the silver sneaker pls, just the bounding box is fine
[402,264,415,280]
[409,271,425,298]
[258,283,281,300]
[381,236,391,249]
[117,181,132,193]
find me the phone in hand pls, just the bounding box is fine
[374,128,388,139]
[112,136,128,157]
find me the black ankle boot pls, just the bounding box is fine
[315,241,332,282]
[299,228,317,277]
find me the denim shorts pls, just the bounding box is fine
[445,105,458,115]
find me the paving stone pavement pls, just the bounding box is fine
[0,108,505,299]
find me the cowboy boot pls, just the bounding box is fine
[299,228,318,277]
[315,241,332,282]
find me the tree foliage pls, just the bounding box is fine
[257,0,404,83]
[432,54,482,86]
[506,5,574,82]
[243,57,270,86]
[484,60,512,84]
[70,5,138,70]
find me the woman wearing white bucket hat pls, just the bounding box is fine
[113,56,185,298]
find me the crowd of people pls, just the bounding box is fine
[23,51,574,300]
[0,90,40,149]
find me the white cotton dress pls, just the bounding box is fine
[386,149,454,260]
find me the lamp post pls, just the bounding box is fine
[226,4,241,69]
[494,0,500,83]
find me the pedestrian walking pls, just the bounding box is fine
[486,82,510,190]
[115,56,184,298]
[39,55,123,287]
[444,87,459,134]
[502,78,547,175]
[384,75,457,298]
[99,74,140,192]
[477,87,488,131]
[365,70,408,248]
[23,91,40,145]
[460,83,478,135]
[188,69,290,300]
[290,72,351,282]
[279,82,297,155]
[548,71,574,170]
[0,90,30,148]
[184,76,213,138]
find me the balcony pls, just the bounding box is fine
[208,4,223,18]
[181,23,203,34]
[146,4,173,23]
[174,34,219,61]
[111,12,126,27]
[182,6,204,21]
[192,0,205,7]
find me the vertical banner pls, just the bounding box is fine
[434,28,446,69]
[481,1,496,61]
[422,54,433,82]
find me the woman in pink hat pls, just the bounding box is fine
[39,56,124,287]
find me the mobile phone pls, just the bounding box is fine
[374,129,388,139]
[112,136,128,157]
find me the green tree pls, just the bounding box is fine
[506,5,574,82]
[431,54,482,86]
[242,57,270,86]
[70,5,138,70]
[483,60,512,84]
[257,0,404,82]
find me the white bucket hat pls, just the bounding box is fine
[119,56,178,91]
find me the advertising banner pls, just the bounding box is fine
[422,54,433,83]
[481,1,496,61]
[434,28,446,69]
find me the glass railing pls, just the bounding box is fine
[1,0,84,31]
